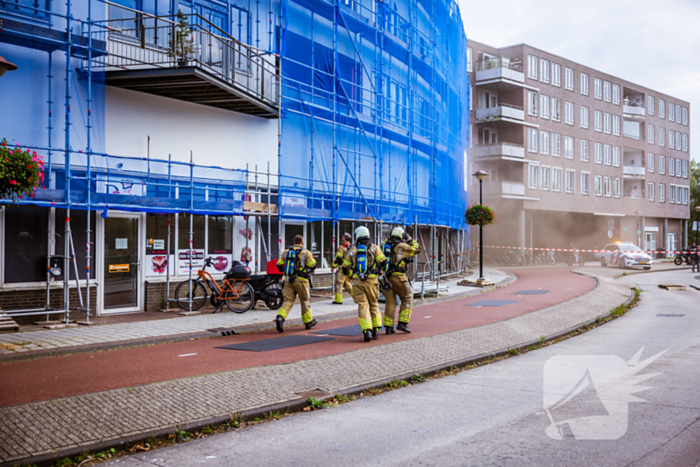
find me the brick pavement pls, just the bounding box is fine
[0,271,632,465]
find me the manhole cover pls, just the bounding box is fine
[656,314,685,318]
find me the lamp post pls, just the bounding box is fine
[473,170,489,283]
[634,210,642,249]
[0,56,18,78]
[695,206,700,248]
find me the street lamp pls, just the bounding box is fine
[695,206,700,248]
[634,210,642,248]
[0,56,18,78]
[473,170,489,283]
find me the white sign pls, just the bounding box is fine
[153,239,165,250]
[177,249,205,275]
[115,238,128,250]
[282,195,306,208]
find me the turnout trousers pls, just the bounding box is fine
[382,274,413,327]
[352,276,381,331]
[277,280,313,324]
[333,271,353,303]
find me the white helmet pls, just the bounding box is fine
[391,227,405,238]
[355,226,370,240]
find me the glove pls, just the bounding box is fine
[276,263,284,273]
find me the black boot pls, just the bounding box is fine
[363,330,372,342]
[397,322,411,333]
[371,327,379,340]
[305,319,318,330]
[275,315,285,333]
[385,326,395,335]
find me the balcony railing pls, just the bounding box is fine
[474,58,525,88]
[623,104,645,118]
[476,104,525,122]
[623,166,646,177]
[475,58,524,73]
[475,142,525,159]
[484,181,526,197]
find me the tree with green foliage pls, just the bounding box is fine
[690,159,700,239]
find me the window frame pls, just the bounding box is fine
[594,174,603,196]
[647,96,655,115]
[552,63,561,87]
[612,84,620,105]
[604,112,612,134]
[603,144,612,166]
[613,115,621,136]
[528,55,539,80]
[528,91,539,116]
[603,81,612,102]
[613,177,621,198]
[594,78,603,100]
[648,124,655,144]
[565,67,574,91]
[540,58,550,83]
[540,165,551,191]
[540,94,551,119]
[648,154,654,173]
[580,72,589,96]
[540,130,550,155]
[528,128,538,153]
[580,139,589,162]
[580,172,590,195]
[565,136,574,159]
[594,110,603,132]
[648,182,654,201]
[613,146,620,167]
[552,167,562,192]
[660,183,666,203]
[528,164,539,189]
[659,127,666,147]
[580,106,590,129]
[565,169,576,194]
[659,99,665,118]
[551,98,561,122]
[565,102,574,125]
[594,142,603,164]
[659,155,666,175]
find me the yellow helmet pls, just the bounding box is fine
[355,226,370,240]
[391,227,405,238]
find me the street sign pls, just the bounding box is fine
[636,230,641,235]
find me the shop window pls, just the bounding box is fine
[177,213,206,275]
[55,209,97,280]
[3,205,49,283]
[146,214,173,277]
[208,216,233,273]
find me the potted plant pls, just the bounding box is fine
[464,203,496,226]
[169,9,196,67]
[0,139,45,201]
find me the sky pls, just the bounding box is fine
[459,0,700,162]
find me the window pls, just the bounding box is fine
[565,67,574,91]
[552,168,562,192]
[552,134,561,157]
[528,164,539,189]
[682,134,688,152]
[676,105,681,123]
[3,205,48,284]
[682,107,688,125]
[208,215,233,264]
[676,132,682,151]
[594,175,603,196]
[540,166,551,190]
[551,98,561,122]
[467,47,473,73]
[540,59,550,83]
[648,124,655,144]
[659,127,666,147]
[594,78,602,99]
[540,131,550,155]
[648,154,655,173]
[660,183,666,202]
[565,102,574,125]
[613,115,621,136]
[659,155,666,174]
[540,95,551,119]
[565,170,575,193]
[676,159,682,177]
[528,92,539,116]
[580,106,590,129]
[595,110,603,132]
[646,182,654,201]
[613,146,620,167]
[581,172,590,195]
[669,102,675,122]
[580,140,589,162]
[603,176,611,197]
[594,142,603,164]
[613,84,620,105]
[669,157,675,176]
[659,99,665,118]
[565,136,574,159]
[604,112,612,134]
[469,85,473,110]
[604,144,612,165]
[603,81,612,102]
[528,55,538,80]
[670,185,675,204]
[684,186,689,205]
[683,160,688,178]
[669,130,675,149]
[614,177,621,198]
[552,63,561,87]
[528,128,538,152]
[581,73,589,96]
[648,96,655,115]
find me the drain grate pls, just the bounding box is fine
[656,314,685,318]
[208,327,239,336]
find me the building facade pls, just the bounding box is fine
[468,41,692,255]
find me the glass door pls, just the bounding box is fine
[103,214,141,312]
[282,222,305,252]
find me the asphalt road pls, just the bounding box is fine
[106,269,700,467]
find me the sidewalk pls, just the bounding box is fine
[0,269,510,358]
[0,269,632,466]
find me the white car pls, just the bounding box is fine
[597,243,652,270]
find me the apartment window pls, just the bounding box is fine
[580,73,589,96]
[528,164,539,189]
[565,170,575,194]
[604,176,612,197]
[604,144,612,166]
[676,105,681,123]
[594,143,603,164]
[551,98,561,122]
[613,146,620,167]
[647,96,655,115]
[603,81,611,102]
[669,102,675,122]
[659,99,665,118]
[594,175,603,196]
[469,85,473,110]
[467,47,473,73]
[580,106,590,129]
[580,140,589,162]
[676,159,682,178]
[669,130,675,149]
[540,131,550,155]
[528,55,538,80]
[659,155,666,174]
[594,110,603,132]
[552,168,562,191]
[604,112,612,134]
[682,107,688,125]
[648,124,655,144]
[613,177,621,198]
[552,63,561,87]
[648,182,654,201]
[540,59,550,83]
[669,157,675,176]
[682,134,688,152]
[612,84,620,105]
[565,67,574,91]
[565,102,574,125]
[594,78,602,100]
[580,172,590,195]
[552,134,561,157]
[660,184,665,202]
[669,185,675,204]
[528,92,538,116]
[683,160,689,178]
[659,127,665,147]
[528,128,538,153]
[540,166,551,190]
[676,132,682,152]
[613,115,621,136]
[683,186,689,205]
[540,95,551,119]
[648,154,655,173]
[565,136,574,159]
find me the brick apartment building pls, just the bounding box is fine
[468,41,692,256]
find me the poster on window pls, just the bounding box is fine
[145,252,175,277]
[177,249,205,275]
[208,251,233,274]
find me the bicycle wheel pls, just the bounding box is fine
[175,280,207,311]
[225,281,255,313]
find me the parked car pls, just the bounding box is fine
[595,242,652,270]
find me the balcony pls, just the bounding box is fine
[623,166,646,179]
[475,58,528,91]
[483,181,538,200]
[476,104,526,125]
[475,143,525,161]
[623,104,645,120]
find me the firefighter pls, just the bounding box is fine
[342,226,387,342]
[331,232,353,304]
[275,234,318,333]
[381,227,420,334]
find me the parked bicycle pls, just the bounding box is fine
[674,252,691,266]
[175,257,255,313]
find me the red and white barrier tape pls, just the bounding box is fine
[483,245,697,255]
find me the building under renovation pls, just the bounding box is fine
[0,0,469,319]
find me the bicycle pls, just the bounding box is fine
[175,257,255,313]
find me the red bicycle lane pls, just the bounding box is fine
[0,267,595,407]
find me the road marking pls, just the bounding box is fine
[424,316,432,319]
[178,353,198,357]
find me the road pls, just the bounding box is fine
[104,268,700,467]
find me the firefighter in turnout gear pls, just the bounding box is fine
[381,227,420,334]
[342,226,387,342]
[331,233,353,304]
[275,235,318,333]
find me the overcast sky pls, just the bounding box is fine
[459,0,700,162]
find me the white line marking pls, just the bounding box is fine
[178,353,198,357]
[424,316,432,319]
